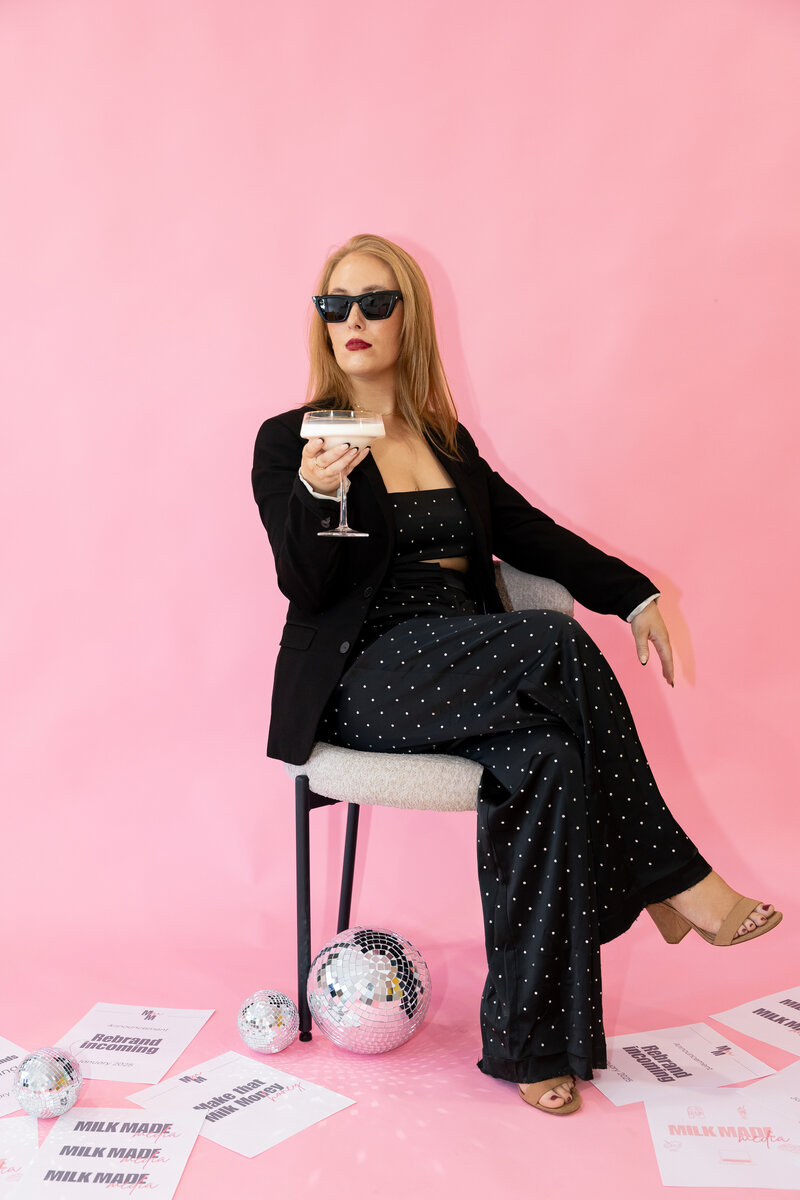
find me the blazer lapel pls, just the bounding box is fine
[431,437,496,601]
[353,450,396,549]
[432,440,490,553]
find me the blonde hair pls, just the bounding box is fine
[306,234,460,456]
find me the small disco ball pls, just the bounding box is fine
[307,926,431,1054]
[237,990,299,1053]
[13,1046,83,1118]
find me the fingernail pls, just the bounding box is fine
[640,656,647,664]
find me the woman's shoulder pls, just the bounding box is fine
[453,421,483,464]
[257,404,309,432]
[254,405,312,451]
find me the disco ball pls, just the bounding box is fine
[238,990,299,1053]
[307,926,431,1053]
[13,1046,83,1118]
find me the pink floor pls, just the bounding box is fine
[4,799,798,1200]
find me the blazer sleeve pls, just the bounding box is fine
[459,427,659,620]
[252,412,353,614]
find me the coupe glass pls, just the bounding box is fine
[300,410,385,537]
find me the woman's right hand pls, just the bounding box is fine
[630,600,675,686]
[299,437,370,496]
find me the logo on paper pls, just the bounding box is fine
[141,1010,160,1021]
[180,1074,207,1084]
[711,1045,732,1056]
[754,1004,800,1033]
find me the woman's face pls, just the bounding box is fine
[323,252,403,390]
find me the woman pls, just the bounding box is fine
[252,234,780,1115]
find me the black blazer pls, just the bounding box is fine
[252,407,657,764]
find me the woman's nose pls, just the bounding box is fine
[346,301,365,329]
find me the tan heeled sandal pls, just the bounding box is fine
[517,1075,581,1115]
[647,896,782,947]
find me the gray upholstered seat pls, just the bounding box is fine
[284,564,574,812]
[286,741,483,811]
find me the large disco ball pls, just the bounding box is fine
[13,1046,83,1118]
[237,990,299,1053]
[308,927,431,1053]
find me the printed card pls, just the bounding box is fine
[740,1059,800,1122]
[713,986,800,1056]
[0,1117,38,1198]
[58,1003,213,1084]
[0,1037,29,1117]
[591,1022,773,1106]
[129,1050,355,1157]
[13,1106,203,1200]
[644,1087,800,1189]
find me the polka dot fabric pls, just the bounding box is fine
[391,488,474,564]
[357,490,476,643]
[325,510,711,1086]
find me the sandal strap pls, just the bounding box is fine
[716,896,759,945]
[519,1075,574,1103]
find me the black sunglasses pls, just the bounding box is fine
[313,290,403,323]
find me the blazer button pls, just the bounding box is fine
[320,517,331,529]
[363,586,374,598]
[339,641,351,654]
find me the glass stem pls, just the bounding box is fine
[338,474,348,530]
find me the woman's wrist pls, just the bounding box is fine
[626,594,660,622]
[297,469,346,501]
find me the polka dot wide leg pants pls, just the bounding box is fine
[329,609,711,1085]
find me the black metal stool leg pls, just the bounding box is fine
[295,775,313,1041]
[337,803,360,932]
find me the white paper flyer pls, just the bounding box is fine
[129,1050,355,1157]
[591,1023,773,1106]
[0,1117,38,1198]
[0,1037,29,1117]
[741,1059,800,1120]
[713,986,800,1056]
[13,1106,203,1200]
[643,1087,800,1189]
[58,1003,213,1084]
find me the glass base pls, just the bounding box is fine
[317,528,369,537]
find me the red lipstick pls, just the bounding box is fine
[346,339,371,350]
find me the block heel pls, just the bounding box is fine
[646,901,692,943]
[647,896,782,947]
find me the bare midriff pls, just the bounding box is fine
[422,555,470,573]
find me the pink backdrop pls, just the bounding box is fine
[1,1,798,1195]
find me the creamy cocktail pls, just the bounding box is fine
[301,410,385,536]
[301,414,384,448]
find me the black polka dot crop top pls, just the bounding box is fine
[390,488,475,563]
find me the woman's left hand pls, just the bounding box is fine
[630,601,674,686]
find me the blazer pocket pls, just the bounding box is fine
[280,622,317,650]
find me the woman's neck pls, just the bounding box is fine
[349,378,397,417]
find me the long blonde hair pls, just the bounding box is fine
[306,234,460,456]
